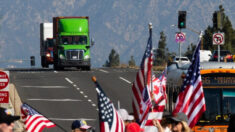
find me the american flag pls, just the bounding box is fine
[21,103,56,132]
[93,79,125,132]
[141,69,167,131]
[173,41,206,128]
[132,29,153,124]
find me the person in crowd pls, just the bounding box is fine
[171,112,191,132]
[117,109,134,126]
[71,120,93,132]
[0,107,20,132]
[153,115,173,132]
[227,114,235,132]
[125,122,144,132]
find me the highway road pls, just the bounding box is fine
[9,68,138,132]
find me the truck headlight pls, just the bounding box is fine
[46,53,51,57]
[84,55,90,59]
[59,54,65,59]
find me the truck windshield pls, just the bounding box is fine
[61,36,87,45]
[199,88,235,124]
[47,39,53,47]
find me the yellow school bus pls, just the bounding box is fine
[167,62,235,132]
[192,62,235,132]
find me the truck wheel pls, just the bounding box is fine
[54,64,64,70]
[41,56,46,68]
[86,66,91,71]
[45,63,49,68]
[53,64,59,70]
[81,66,90,71]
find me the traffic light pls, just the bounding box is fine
[178,11,186,29]
[213,11,222,29]
[213,12,218,29]
[30,56,35,66]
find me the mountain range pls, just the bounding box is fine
[0,0,234,68]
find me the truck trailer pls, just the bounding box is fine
[40,23,54,68]
[53,16,91,70]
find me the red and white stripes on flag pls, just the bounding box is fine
[141,100,166,131]
[93,79,125,132]
[141,69,167,131]
[132,30,153,124]
[21,103,56,132]
[173,41,206,128]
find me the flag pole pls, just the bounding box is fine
[148,22,154,112]
[22,103,67,132]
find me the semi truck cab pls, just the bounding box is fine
[53,17,91,70]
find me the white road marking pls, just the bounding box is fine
[21,86,68,88]
[63,78,96,109]
[27,99,82,102]
[119,77,132,84]
[65,78,73,84]
[49,118,96,121]
[54,71,58,73]
[99,69,109,73]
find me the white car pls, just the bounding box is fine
[173,56,190,64]
[200,50,212,62]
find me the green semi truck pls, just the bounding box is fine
[53,16,92,70]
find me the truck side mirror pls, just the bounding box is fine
[91,38,95,46]
[53,39,56,45]
[30,56,35,66]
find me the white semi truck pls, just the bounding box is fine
[40,23,53,68]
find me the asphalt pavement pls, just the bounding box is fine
[9,68,138,132]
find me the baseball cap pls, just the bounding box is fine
[125,122,144,132]
[171,112,188,123]
[71,120,91,130]
[0,107,20,125]
[117,109,134,121]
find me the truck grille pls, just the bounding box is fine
[66,50,83,60]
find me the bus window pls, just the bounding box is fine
[223,89,235,120]
[202,89,221,122]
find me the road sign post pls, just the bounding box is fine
[213,33,225,62]
[0,71,9,103]
[175,32,186,62]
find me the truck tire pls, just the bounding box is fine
[54,64,60,70]
[86,66,91,71]
[41,56,46,68]
[81,66,90,71]
[45,63,49,68]
[54,63,64,70]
